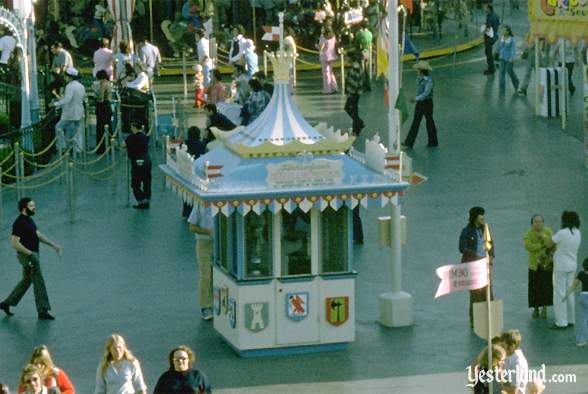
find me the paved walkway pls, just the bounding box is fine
[1,5,588,392]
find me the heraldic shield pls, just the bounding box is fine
[287,292,309,321]
[213,286,221,316]
[326,296,349,326]
[245,302,269,332]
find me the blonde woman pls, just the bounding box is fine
[19,364,58,394]
[94,334,147,394]
[19,345,75,394]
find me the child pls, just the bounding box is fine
[194,64,205,108]
[527,377,545,394]
[501,329,528,394]
[563,257,588,346]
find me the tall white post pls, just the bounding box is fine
[379,0,413,328]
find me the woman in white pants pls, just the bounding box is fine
[548,211,581,329]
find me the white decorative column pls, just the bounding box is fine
[378,0,413,328]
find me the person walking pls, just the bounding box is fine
[94,334,147,394]
[402,60,438,149]
[524,214,554,319]
[497,25,519,93]
[124,122,152,210]
[188,203,214,321]
[0,198,62,320]
[517,34,547,96]
[459,206,494,327]
[547,210,581,329]
[344,51,365,135]
[563,257,588,346]
[92,70,113,155]
[137,36,161,84]
[19,345,75,394]
[195,29,212,87]
[153,345,212,393]
[92,38,114,79]
[52,67,86,155]
[318,27,338,94]
[482,4,499,75]
[354,20,373,91]
[551,38,585,95]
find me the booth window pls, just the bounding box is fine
[281,209,311,276]
[320,207,349,273]
[244,211,273,278]
[217,213,237,276]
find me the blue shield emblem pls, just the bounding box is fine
[213,286,220,316]
[286,292,309,321]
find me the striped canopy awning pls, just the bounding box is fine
[108,0,135,50]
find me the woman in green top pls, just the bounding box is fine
[524,214,554,318]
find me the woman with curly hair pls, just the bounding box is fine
[94,334,147,394]
[153,345,211,393]
[19,364,58,394]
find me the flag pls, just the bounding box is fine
[404,36,419,59]
[262,26,280,41]
[394,86,410,124]
[434,257,489,298]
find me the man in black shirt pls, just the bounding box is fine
[0,198,62,320]
[125,122,152,209]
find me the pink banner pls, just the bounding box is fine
[434,257,488,298]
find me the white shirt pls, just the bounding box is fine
[126,72,150,92]
[197,37,212,66]
[113,53,136,80]
[94,359,147,394]
[552,228,581,272]
[55,80,86,121]
[0,34,17,64]
[502,349,528,394]
[139,42,161,71]
[188,203,213,241]
[229,35,247,64]
[93,47,114,77]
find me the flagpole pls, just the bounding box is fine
[484,224,493,394]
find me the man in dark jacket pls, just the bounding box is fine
[125,122,151,209]
[459,206,495,327]
[483,5,500,75]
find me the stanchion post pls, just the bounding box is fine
[0,167,3,228]
[14,142,21,201]
[126,155,130,207]
[67,159,75,222]
[293,54,297,87]
[340,50,345,95]
[110,137,117,194]
[264,50,268,75]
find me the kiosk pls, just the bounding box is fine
[160,50,409,357]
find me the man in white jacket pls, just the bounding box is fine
[52,68,86,154]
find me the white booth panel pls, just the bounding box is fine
[237,282,277,350]
[213,267,241,347]
[276,279,320,345]
[319,278,355,343]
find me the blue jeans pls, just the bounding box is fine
[499,60,519,92]
[56,119,83,153]
[577,293,588,344]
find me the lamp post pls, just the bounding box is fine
[378,0,414,328]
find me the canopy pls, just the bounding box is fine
[108,0,135,50]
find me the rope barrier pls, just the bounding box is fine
[2,161,16,174]
[21,152,69,168]
[1,171,65,190]
[71,149,110,166]
[0,150,14,166]
[74,162,117,177]
[83,131,109,155]
[296,44,320,55]
[82,162,123,181]
[5,158,65,181]
[20,137,58,157]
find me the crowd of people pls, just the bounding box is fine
[0,338,211,394]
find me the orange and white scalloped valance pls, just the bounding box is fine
[165,175,404,217]
[529,0,588,44]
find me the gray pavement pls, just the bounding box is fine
[1,5,588,392]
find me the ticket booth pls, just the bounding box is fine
[161,51,409,356]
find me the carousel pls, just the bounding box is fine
[160,47,410,356]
